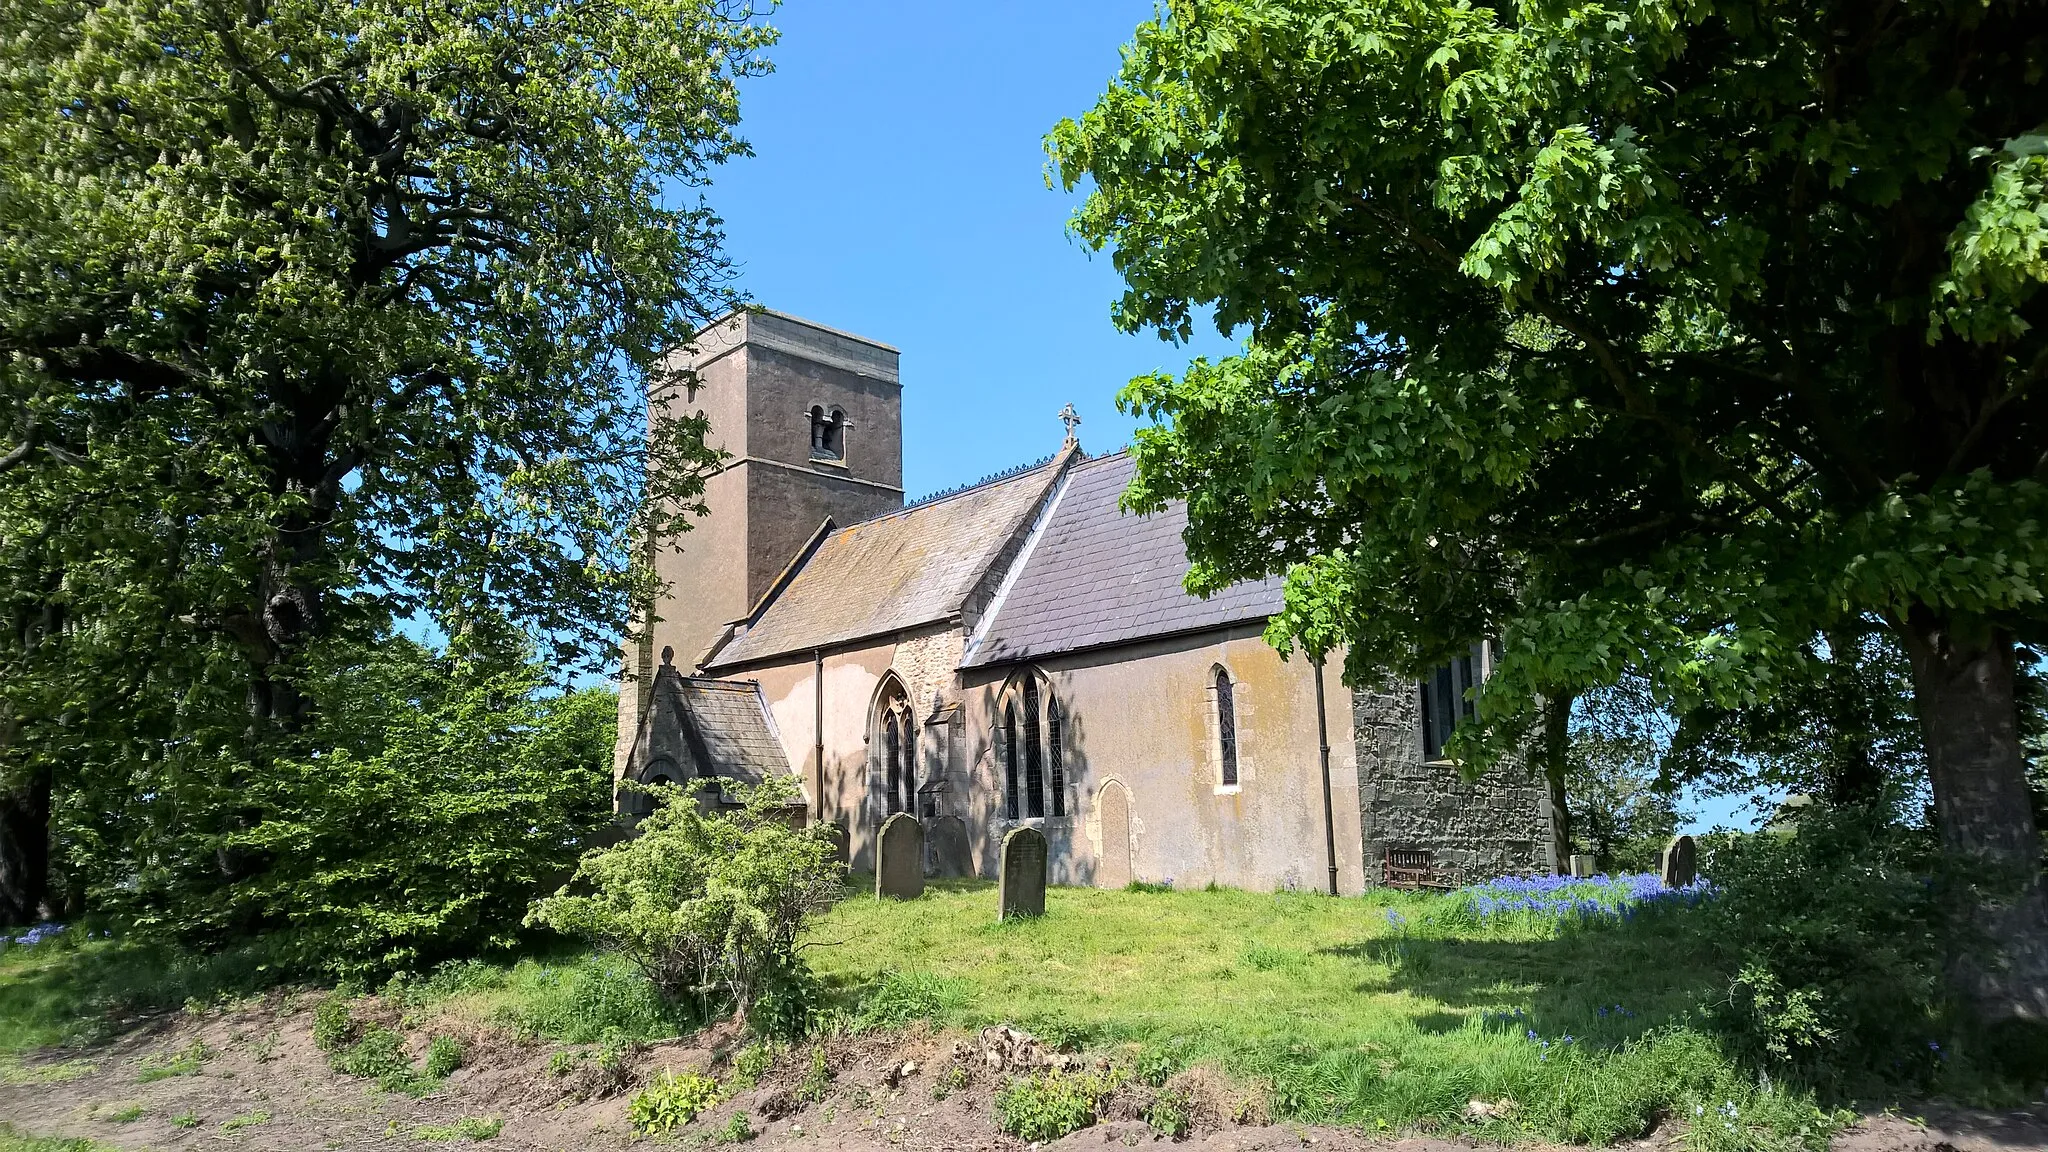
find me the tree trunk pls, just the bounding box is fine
[0,762,51,927]
[1823,626,1884,805]
[1898,610,2048,1020]
[1542,691,1574,875]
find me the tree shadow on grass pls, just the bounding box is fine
[1318,907,1726,1053]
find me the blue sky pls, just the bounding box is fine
[706,1,1234,502]
[702,3,1759,834]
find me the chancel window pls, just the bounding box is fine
[809,405,844,460]
[1420,642,1494,761]
[998,673,1066,821]
[1214,667,1239,786]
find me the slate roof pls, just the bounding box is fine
[705,457,1064,669]
[668,675,792,786]
[960,451,1283,668]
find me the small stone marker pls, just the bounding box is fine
[1568,853,1598,879]
[925,815,973,879]
[1661,834,1698,888]
[875,813,925,900]
[998,826,1048,920]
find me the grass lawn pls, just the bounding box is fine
[0,877,1859,1150]
[810,878,1703,1055]
[804,877,1842,1149]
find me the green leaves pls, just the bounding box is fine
[1057,0,2048,769]
[70,636,619,972]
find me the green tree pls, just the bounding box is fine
[0,0,768,921]
[57,633,620,970]
[1051,2,2048,1017]
[1568,681,1685,872]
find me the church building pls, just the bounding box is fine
[614,309,1552,893]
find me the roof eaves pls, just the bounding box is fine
[704,613,967,674]
[960,612,1276,670]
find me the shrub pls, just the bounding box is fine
[1146,1088,1191,1137]
[424,1035,463,1079]
[729,1042,775,1090]
[796,1045,832,1104]
[527,778,841,1027]
[1694,805,1948,1091]
[311,995,355,1051]
[629,1069,723,1134]
[746,957,822,1042]
[994,1067,1126,1143]
[333,1026,411,1082]
[721,1112,755,1144]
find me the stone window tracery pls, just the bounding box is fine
[873,679,913,815]
[997,671,1065,821]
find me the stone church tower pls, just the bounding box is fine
[613,309,905,777]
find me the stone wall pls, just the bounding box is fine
[1353,682,1551,886]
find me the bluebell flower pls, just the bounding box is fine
[10,922,65,947]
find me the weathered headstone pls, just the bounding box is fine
[819,820,850,867]
[998,826,1047,920]
[1660,834,1698,888]
[925,815,973,879]
[1568,853,1598,879]
[875,813,925,900]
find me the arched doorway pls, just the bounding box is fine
[1096,780,1133,889]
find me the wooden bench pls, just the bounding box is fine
[1382,847,1455,890]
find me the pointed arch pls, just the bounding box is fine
[869,672,914,816]
[996,665,1067,821]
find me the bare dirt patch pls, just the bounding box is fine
[0,1000,2040,1151]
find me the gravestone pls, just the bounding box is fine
[1660,834,1698,888]
[925,816,973,879]
[875,813,925,900]
[1096,782,1133,890]
[999,826,1047,920]
[1568,854,1598,879]
[819,820,850,867]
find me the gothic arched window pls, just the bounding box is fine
[1022,679,1046,818]
[872,678,913,816]
[1002,701,1021,820]
[1214,666,1239,786]
[885,711,903,814]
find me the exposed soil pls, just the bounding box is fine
[0,996,2041,1151]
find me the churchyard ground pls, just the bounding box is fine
[0,878,2042,1151]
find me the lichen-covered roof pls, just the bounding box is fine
[669,676,792,786]
[960,451,1284,668]
[706,458,1064,669]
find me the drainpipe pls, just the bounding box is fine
[813,649,825,825]
[1314,652,1339,896]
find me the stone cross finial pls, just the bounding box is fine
[1057,403,1082,447]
